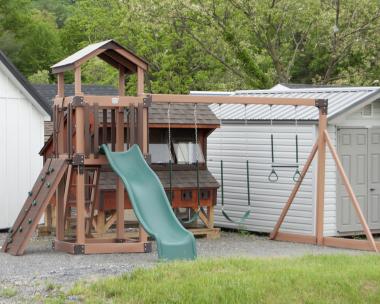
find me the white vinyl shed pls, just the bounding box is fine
[193,86,380,237]
[0,51,51,229]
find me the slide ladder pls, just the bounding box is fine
[1,159,68,255]
[101,144,197,260]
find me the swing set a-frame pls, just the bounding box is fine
[2,40,379,256]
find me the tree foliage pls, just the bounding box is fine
[1,0,379,90]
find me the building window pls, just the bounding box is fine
[173,142,205,164]
[149,143,172,164]
[361,104,373,118]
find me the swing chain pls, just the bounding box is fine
[268,105,278,182]
[293,105,301,182]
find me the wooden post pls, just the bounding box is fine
[137,66,148,242]
[56,73,64,98]
[315,110,327,245]
[74,66,85,244]
[324,131,378,252]
[116,66,125,240]
[56,72,65,155]
[270,141,318,240]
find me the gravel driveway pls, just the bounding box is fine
[0,231,365,303]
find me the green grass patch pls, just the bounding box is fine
[49,255,380,304]
[0,287,17,298]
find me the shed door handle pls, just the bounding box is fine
[370,188,375,191]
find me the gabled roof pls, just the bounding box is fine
[0,50,51,116]
[192,86,380,121]
[51,40,149,74]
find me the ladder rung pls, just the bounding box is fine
[71,184,97,187]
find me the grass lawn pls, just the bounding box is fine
[47,255,380,304]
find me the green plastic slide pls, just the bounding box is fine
[100,144,197,261]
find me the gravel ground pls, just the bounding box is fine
[0,231,366,303]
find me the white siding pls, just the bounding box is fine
[208,124,316,234]
[337,100,380,128]
[0,67,45,229]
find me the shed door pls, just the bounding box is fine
[368,128,380,229]
[337,128,368,232]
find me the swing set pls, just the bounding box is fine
[153,94,380,252]
[3,40,379,256]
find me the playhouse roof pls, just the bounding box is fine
[0,51,51,116]
[192,86,380,121]
[51,40,149,74]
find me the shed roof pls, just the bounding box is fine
[192,86,380,121]
[51,40,149,74]
[99,170,219,190]
[0,51,51,116]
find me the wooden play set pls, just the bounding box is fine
[2,39,380,259]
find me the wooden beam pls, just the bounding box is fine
[63,95,141,108]
[151,94,317,106]
[75,102,85,244]
[323,237,380,251]
[275,232,317,244]
[324,130,378,252]
[315,110,327,245]
[116,66,126,240]
[270,141,318,240]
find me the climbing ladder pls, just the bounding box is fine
[1,159,68,255]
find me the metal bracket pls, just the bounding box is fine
[72,153,85,174]
[315,99,328,115]
[143,95,152,108]
[144,242,152,253]
[73,244,85,255]
[72,96,85,108]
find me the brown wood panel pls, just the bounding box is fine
[102,109,107,145]
[111,109,116,151]
[93,103,99,157]
[129,104,135,146]
[84,104,90,157]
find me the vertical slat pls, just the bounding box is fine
[84,104,90,157]
[67,104,73,159]
[102,109,107,145]
[111,109,116,151]
[137,103,144,149]
[94,103,99,157]
[53,105,57,157]
[58,106,65,155]
[129,104,135,146]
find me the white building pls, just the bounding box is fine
[0,51,50,229]
[193,86,380,236]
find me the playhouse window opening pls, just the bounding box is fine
[173,142,205,164]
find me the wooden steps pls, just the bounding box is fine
[1,159,68,255]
